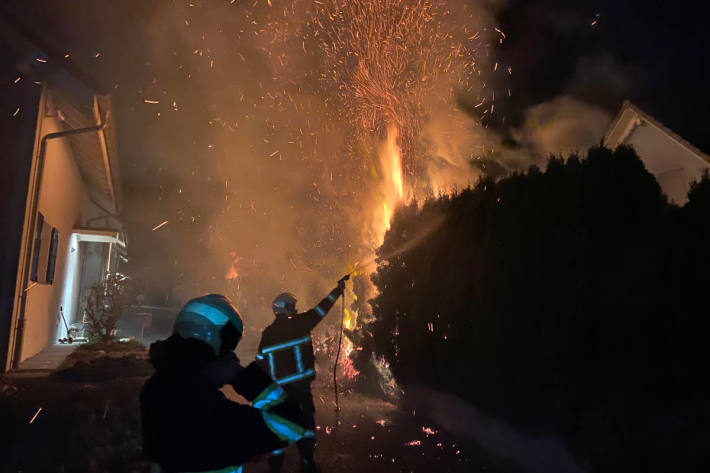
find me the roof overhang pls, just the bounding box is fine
[72,228,126,247]
[604,101,710,165]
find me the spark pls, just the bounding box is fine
[144,99,160,104]
[405,440,422,446]
[35,57,47,63]
[12,107,20,117]
[23,281,38,292]
[422,426,438,435]
[28,407,42,424]
[151,220,169,231]
[13,76,21,84]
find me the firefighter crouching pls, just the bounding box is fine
[257,278,347,473]
[141,294,309,473]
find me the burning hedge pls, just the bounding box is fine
[360,145,710,471]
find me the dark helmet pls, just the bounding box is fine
[173,294,243,355]
[272,292,297,316]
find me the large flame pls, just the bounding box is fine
[335,125,406,382]
[378,125,406,237]
[387,126,405,202]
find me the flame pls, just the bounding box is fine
[386,126,404,201]
[225,251,241,280]
[344,307,353,330]
[378,125,406,235]
[332,125,405,383]
[340,337,360,379]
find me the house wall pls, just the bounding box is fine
[0,59,43,372]
[626,123,710,204]
[20,112,88,361]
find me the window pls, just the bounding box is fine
[46,228,59,284]
[30,212,44,282]
[30,212,59,285]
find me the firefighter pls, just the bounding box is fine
[257,277,347,473]
[141,294,310,473]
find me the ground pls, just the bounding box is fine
[0,349,508,473]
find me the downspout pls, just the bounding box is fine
[10,113,109,369]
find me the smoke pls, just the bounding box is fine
[505,54,630,165]
[114,0,510,332]
[513,95,612,160]
[116,1,614,340]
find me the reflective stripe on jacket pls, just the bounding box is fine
[258,286,341,385]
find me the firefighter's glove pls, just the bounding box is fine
[337,273,349,293]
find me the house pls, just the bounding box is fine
[604,101,710,204]
[0,16,127,372]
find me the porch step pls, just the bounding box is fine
[12,344,79,375]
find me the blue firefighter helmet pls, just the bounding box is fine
[272,292,297,316]
[173,294,244,355]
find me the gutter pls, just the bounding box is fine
[10,112,110,370]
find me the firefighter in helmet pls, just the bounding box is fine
[141,294,309,473]
[257,277,347,473]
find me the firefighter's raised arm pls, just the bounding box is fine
[312,278,346,319]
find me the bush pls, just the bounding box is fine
[83,274,133,344]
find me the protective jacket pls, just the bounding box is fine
[141,335,307,473]
[257,286,342,386]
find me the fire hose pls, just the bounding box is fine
[333,273,350,412]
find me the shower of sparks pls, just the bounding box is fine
[311,0,486,175]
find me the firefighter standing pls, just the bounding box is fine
[141,294,310,473]
[258,278,347,473]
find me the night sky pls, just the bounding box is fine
[3,0,709,310]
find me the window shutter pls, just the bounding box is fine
[46,228,59,284]
[30,212,45,282]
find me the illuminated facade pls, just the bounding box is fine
[604,101,710,204]
[0,17,126,371]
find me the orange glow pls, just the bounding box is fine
[225,251,241,280]
[377,125,406,236]
[386,126,404,201]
